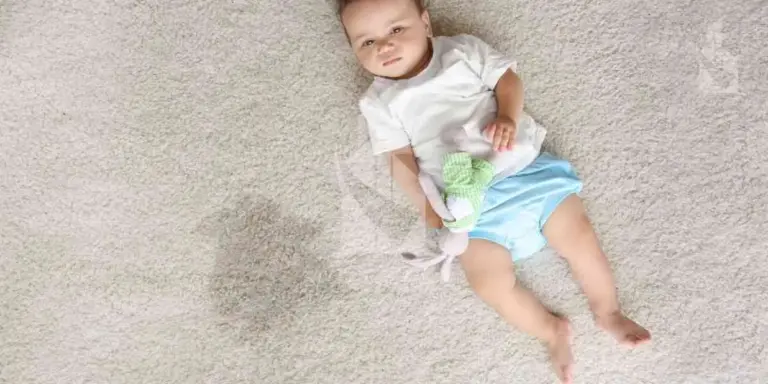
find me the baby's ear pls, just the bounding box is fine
[421,9,432,36]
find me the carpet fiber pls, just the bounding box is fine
[2,0,767,383]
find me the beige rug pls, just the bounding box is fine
[2,0,767,383]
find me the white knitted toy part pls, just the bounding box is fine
[402,172,472,282]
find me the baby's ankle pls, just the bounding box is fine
[591,307,621,321]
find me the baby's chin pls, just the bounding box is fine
[368,61,417,79]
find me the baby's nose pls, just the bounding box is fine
[376,39,394,53]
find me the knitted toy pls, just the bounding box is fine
[441,152,496,232]
[403,158,495,281]
[404,121,545,281]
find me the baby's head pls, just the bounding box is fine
[338,0,432,79]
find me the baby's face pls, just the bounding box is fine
[342,0,431,79]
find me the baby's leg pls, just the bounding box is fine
[460,239,573,384]
[542,195,651,347]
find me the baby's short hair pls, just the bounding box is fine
[336,0,426,16]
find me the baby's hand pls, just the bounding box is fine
[483,116,517,151]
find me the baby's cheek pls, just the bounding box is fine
[364,55,379,70]
[355,51,372,67]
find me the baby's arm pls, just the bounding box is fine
[483,69,524,151]
[388,145,444,229]
[453,33,524,150]
[357,94,440,227]
[494,69,524,123]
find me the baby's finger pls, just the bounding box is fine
[505,128,516,150]
[499,127,513,151]
[483,124,496,141]
[493,125,504,151]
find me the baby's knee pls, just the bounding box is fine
[461,240,518,298]
[468,271,517,300]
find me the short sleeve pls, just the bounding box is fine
[359,95,410,155]
[451,34,517,89]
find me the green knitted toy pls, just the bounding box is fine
[404,120,547,282]
[441,152,495,232]
[405,158,495,282]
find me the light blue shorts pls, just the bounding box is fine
[468,152,583,261]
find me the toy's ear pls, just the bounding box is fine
[418,172,455,221]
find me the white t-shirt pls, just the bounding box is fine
[358,34,546,189]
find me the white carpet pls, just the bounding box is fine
[2,0,767,383]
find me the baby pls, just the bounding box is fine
[338,0,651,382]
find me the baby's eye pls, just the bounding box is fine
[362,39,375,47]
[392,27,403,34]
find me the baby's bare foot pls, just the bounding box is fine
[596,311,651,347]
[546,317,574,384]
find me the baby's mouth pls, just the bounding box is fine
[382,57,401,67]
